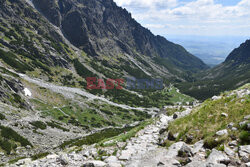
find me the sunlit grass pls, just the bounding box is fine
[168,84,250,148]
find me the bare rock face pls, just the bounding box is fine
[239,145,250,163]
[32,0,208,75]
[192,140,204,154]
[33,0,62,27]
[0,76,31,110]
[207,149,230,164]
[224,146,235,157]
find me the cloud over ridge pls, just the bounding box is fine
[113,0,250,36]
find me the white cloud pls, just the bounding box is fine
[145,24,166,29]
[114,0,250,36]
[114,0,177,8]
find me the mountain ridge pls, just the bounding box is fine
[32,0,208,77]
[177,39,250,100]
[225,39,250,63]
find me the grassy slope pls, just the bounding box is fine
[168,83,250,148]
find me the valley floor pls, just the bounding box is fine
[5,85,250,167]
[0,72,249,167]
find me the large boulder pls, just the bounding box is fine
[178,144,193,157]
[212,96,222,101]
[215,129,228,136]
[239,145,250,163]
[165,142,187,158]
[82,160,107,167]
[104,156,119,164]
[160,115,172,124]
[192,140,204,154]
[239,145,250,157]
[207,149,229,164]
[224,146,235,157]
[118,150,133,160]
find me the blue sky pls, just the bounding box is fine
[215,0,240,6]
[113,0,250,37]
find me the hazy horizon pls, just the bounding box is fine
[166,35,248,66]
[114,0,250,65]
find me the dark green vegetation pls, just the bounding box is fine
[46,121,69,132]
[0,125,32,154]
[0,49,33,73]
[0,139,12,155]
[167,84,250,149]
[59,126,134,149]
[8,157,26,164]
[73,58,96,78]
[103,88,173,108]
[89,86,194,108]
[30,121,47,130]
[0,113,6,120]
[0,0,206,85]
[239,123,250,145]
[0,66,19,78]
[31,152,49,160]
[0,0,249,165]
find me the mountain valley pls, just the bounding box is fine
[0,0,249,166]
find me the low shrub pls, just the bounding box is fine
[239,131,250,145]
[30,121,47,130]
[0,49,33,73]
[46,122,69,132]
[0,125,32,147]
[8,157,26,164]
[204,137,226,149]
[73,59,95,78]
[0,113,6,120]
[0,139,12,154]
[31,152,49,160]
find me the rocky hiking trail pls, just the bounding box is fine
[8,107,195,167]
[4,83,250,167]
[122,107,192,167]
[6,104,250,167]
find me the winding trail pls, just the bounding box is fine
[118,107,192,167]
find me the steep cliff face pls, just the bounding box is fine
[0,0,70,71]
[32,0,208,77]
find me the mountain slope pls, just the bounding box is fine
[177,39,250,100]
[225,39,250,63]
[0,0,204,108]
[0,0,199,163]
[32,0,208,79]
